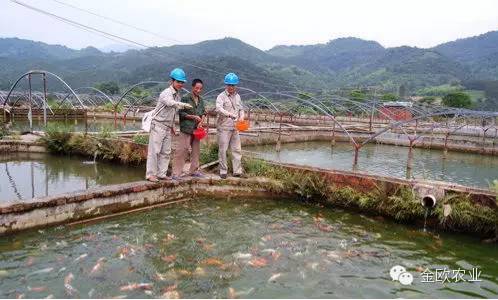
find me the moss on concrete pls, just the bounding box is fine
[243,157,498,238]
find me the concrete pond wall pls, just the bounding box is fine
[0,134,496,240]
[0,177,287,235]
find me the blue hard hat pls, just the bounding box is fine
[170,68,187,82]
[224,72,239,85]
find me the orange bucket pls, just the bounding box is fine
[235,120,250,131]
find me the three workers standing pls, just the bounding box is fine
[145,68,246,182]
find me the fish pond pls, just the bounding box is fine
[0,197,496,298]
[0,152,144,203]
[247,141,498,189]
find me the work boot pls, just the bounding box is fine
[147,176,159,182]
[191,171,205,178]
[220,174,227,179]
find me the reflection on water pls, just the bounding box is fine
[0,152,144,202]
[0,198,496,298]
[247,141,498,189]
[4,118,141,132]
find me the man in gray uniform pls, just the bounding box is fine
[215,72,245,179]
[146,68,192,182]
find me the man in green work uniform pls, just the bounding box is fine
[172,78,206,179]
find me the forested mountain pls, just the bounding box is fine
[1,31,497,96]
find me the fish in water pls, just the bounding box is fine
[191,220,207,228]
[27,286,48,292]
[233,252,252,259]
[88,288,96,298]
[314,220,334,232]
[29,267,54,276]
[331,249,389,260]
[162,284,180,299]
[415,266,425,273]
[325,250,341,261]
[308,262,319,271]
[64,273,78,296]
[201,257,224,267]
[161,254,176,263]
[25,257,35,267]
[235,288,254,297]
[154,271,177,281]
[248,257,268,268]
[163,233,177,242]
[162,290,180,299]
[176,269,192,277]
[90,257,105,275]
[117,246,135,260]
[193,267,206,277]
[261,235,272,242]
[228,287,237,299]
[202,243,215,251]
[119,283,153,291]
[271,251,282,261]
[261,248,276,253]
[74,253,88,263]
[268,273,282,282]
[269,223,284,230]
[56,241,68,247]
[64,273,74,285]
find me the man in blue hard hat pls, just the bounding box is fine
[146,68,192,182]
[215,72,246,179]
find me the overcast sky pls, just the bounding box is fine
[1,0,498,51]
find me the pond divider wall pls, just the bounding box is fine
[0,138,496,240]
[0,177,288,235]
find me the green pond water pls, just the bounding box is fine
[4,118,141,132]
[0,198,496,298]
[247,141,498,189]
[0,152,144,203]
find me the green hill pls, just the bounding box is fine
[1,31,498,98]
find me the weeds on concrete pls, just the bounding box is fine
[132,134,149,145]
[42,123,74,153]
[200,142,219,165]
[42,126,144,165]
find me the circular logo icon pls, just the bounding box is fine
[398,272,414,285]
[390,265,406,281]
